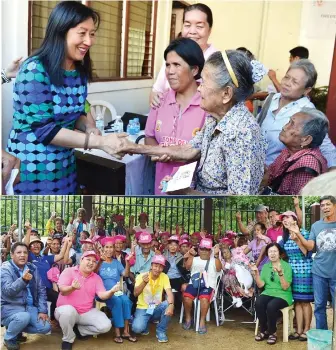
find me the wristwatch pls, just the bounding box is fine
[1,69,11,84]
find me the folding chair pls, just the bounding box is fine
[180,271,223,332]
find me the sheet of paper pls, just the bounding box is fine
[5,169,19,195]
[165,162,197,192]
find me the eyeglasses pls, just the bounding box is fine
[270,271,275,282]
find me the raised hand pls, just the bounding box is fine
[236,212,242,222]
[142,273,149,284]
[51,212,57,219]
[213,244,220,256]
[46,237,52,247]
[293,196,300,207]
[24,220,32,229]
[5,57,23,79]
[22,269,33,282]
[189,247,197,256]
[71,279,81,290]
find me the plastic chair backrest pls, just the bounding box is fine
[89,100,117,123]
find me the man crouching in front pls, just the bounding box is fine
[1,242,51,350]
[55,251,120,350]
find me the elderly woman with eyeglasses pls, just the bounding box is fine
[122,50,268,195]
[261,107,328,195]
[258,59,336,169]
[251,243,293,345]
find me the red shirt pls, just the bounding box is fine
[268,148,327,195]
[267,226,283,243]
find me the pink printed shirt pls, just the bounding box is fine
[57,265,106,314]
[152,44,218,93]
[145,89,207,194]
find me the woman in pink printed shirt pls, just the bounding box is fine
[150,3,217,107]
[145,37,207,194]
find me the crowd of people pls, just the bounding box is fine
[1,1,335,196]
[1,195,335,349]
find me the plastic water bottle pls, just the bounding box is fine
[95,113,104,134]
[114,116,124,133]
[133,118,140,135]
[128,120,136,135]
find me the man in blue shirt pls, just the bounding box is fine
[295,195,336,329]
[163,235,184,292]
[131,233,154,276]
[1,242,51,350]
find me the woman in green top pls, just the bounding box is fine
[251,243,293,345]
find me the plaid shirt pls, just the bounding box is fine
[268,148,327,195]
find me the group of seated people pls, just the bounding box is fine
[1,195,335,349]
[2,1,335,196]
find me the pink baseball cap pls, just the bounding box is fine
[179,239,191,246]
[79,238,94,245]
[139,212,148,219]
[92,235,103,243]
[279,211,298,221]
[168,235,180,243]
[114,235,126,242]
[152,254,166,266]
[96,216,105,222]
[115,215,124,221]
[81,250,100,262]
[160,232,170,238]
[199,238,213,250]
[138,232,152,244]
[101,237,115,246]
[180,234,189,241]
[225,230,237,240]
[191,232,201,240]
[220,237,234,248]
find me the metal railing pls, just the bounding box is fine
[91,196,204,233]
[1,195,316,236]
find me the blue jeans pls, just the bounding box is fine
[132,301,171,335]
[312,273,336,329]
[105,294,132,328]
[2,305,51,341]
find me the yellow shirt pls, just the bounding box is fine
[135,272,171,309]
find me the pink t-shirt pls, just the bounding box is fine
[266,227,283,243]
[145,89,206,194]
[57,266,106,314]
[152,44,218,93]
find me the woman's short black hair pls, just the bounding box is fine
[31,1,100,86]
[164,38,205,80]
[183,3,213,28]
[265,242,283,257]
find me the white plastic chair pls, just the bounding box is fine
[88,100,118,124]
[255,304,294,342]
[179,271,223,332]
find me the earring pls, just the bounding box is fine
[300,145,304,149]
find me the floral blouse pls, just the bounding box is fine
[189,102,267,195]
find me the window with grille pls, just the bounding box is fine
[28,1,157,81]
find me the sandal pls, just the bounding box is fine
[255,332,268,341]
[182,321,192,330]
[121,335,137,343]
[114,337,123,344]
[289,332,301,340]
[198,326,207,335]
[299,333,307,341]
[267,334,277,345]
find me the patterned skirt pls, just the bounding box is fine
[290,259,314,302]
[7,129,77,194]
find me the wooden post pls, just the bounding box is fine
[326,36,336,144]
[203,198,213,234]
[310,202,321,224]
[83,196,93,221]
